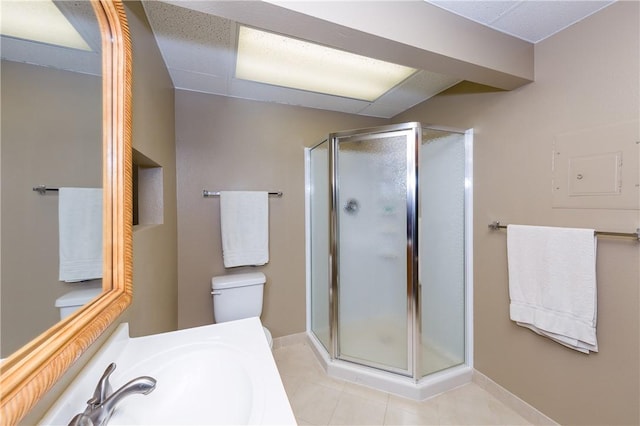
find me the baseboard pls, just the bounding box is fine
[473,370,558,425]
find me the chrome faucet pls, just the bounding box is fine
[68,363,156,426]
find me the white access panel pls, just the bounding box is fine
[567,152,621,196]
[552,120,639,210]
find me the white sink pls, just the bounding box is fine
[40,318,295,425]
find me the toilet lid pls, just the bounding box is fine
[211,272,266,290]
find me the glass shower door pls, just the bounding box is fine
[419,128,466,376]
[332,126,417,375]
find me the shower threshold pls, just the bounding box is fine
[306,331,473,401]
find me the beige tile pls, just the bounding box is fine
[304,369,347,392]
[488,400,532,426]
[272,332,308,349]
[274,343,345,392]
[289,381,341,425]
[384,405,440,425]
[434,384,495,425]
[387,393,439,415]
[279,372,304,398]
[342,381,390,405]
[274,344,325,377]
[273,338,533,426]
[474,370,553,425]
[295,416,316,426]
[329,392,387,425]
[273,342,319,364]
[433,383,532,425]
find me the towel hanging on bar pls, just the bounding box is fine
[489,221,639,241]
[219,191,270,268]
[506,224,598,353]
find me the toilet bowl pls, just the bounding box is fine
[211,272,272,348]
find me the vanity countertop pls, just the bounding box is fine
[40,317,296,425]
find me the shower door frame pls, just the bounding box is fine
[306,122,474,384]
[329,122,420,378]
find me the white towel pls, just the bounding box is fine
[507,225,598,353]
[59,188,103,282]
[220,191,269,268]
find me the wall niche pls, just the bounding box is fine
[133,149,163,227]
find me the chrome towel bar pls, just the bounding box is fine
[488,221,639,241]
[33,185,59,195]
[203,190,283,197]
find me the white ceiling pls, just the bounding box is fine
[143,1,615,118]
[428,0,615,43]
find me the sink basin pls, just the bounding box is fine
[109,342,265,425]
[40,318,295,425]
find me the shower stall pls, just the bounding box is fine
[305,122,473,399]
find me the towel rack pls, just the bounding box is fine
[202,190,283,198]
[488,221,640,241]
[33,185,59,195]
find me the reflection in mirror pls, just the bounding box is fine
[0,0,131,423]
[0,1,104,358]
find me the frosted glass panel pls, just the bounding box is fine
[420,130,466,376]
[336,132,409,372]
[309,141,330,351]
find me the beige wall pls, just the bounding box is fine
[175,90,386,337]
[1,61,102,357]
[395,2,639,424]
[20,2,177,423]
[125,2,178,338]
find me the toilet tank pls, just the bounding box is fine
[211,272,266,323]
[55,285,102,320]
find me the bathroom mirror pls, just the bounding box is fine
[1,0,103,359]
[0,1,132,423]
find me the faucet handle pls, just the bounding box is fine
[87,363,116,407]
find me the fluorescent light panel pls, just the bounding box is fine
[1,0,91,51]
[236,26,416,102]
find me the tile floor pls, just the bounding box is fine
[272,342,532,425]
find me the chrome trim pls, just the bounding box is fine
[407,126,420,381]
[464,129,475,369]
[32,185,59,195]
[328,122,421,140]
[203,190,282,197]
[329,133,339,360]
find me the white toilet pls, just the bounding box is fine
[211,272,273,349]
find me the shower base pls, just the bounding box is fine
[308,324,472,400]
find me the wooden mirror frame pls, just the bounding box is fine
[0,1,132,423]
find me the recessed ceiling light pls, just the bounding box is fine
[235,26,416,102]
[1,0,91,51]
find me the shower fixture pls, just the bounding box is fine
[343,198,359,215]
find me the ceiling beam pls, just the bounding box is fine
[164,0,534,90]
